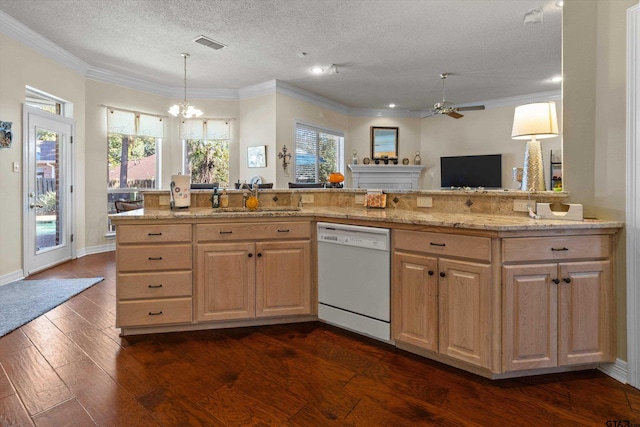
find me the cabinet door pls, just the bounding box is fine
[438,258,492,369]
[195,243,255,321]
[392,251,438,352]
[558,260,613,365]
[503,264,558,371]
[255,240,311,317]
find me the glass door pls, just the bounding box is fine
[24,106,74,274]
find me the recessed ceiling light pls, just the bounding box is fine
[389,103,396,108]
[310,67,324,74]
[549,75,562,83]
[555,0,564,7]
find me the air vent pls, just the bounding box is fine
[193,35,227,50]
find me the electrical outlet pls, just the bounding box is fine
[417,196,433,208]
[513,199,536,212]
[301,194,314,204]
[355,194,365,205]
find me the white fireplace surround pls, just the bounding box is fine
[348,165,425,190]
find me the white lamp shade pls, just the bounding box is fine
[511,101,559,140]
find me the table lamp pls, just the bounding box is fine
[511,101,559,191]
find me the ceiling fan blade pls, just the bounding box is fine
[447,111,464,119]
[457,105,485,112]
[420,110,438,119]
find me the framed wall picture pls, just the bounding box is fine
[0,121,12,148]
[371,126,398,160]
[247,145,266,168]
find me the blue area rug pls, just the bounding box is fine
[0,277,104,338]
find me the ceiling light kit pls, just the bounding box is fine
[310,64,339,75]
[168,53,203,119]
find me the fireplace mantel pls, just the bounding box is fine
[348,164,425,190]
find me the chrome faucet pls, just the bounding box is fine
[241,183,258,207]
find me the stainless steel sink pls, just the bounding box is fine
[213,206,301,212]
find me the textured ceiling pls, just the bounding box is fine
[0,0,562,111]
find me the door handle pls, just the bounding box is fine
[29,203,44,209]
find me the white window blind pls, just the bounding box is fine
[107,108,164,138]
[294,123,344,183]
[180,119,230,140]
[107,109,135,135]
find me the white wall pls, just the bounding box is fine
[420,104,562,190]
[562,0,636,362]
[275,93,350,188]
[347,115,422,187]
[0,33,86,278]
[238,94,276,187]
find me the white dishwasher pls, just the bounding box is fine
[317,222,391,342]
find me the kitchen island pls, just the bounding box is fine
[111,189,622,379]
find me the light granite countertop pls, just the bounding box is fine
[110,206,623,232]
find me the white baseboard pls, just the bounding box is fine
[599,358,628,384]
[0,270,26,287]
[77,243,115,258]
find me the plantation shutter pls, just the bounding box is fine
[295,125,319,183]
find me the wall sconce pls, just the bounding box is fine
[511,101,559,191]
[278,145,292,168]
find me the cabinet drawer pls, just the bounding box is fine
[117,298,192,327]
[117,224,191,244]
[117,244,192,272]
[118,271,192,300]
[502,235,610,263]
[394,230,491,262]
[196,221,311,242]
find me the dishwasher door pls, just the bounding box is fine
[317,222,390,341]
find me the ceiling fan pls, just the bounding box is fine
[422,73,485,119]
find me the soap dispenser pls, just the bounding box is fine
[220,190,229,208]
[211,188,220,208]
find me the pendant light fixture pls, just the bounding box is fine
[168,53,203,118]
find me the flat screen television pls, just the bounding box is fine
[440,154,502,188]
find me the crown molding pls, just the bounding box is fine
[1,10,561,118]
[238,80,277,99]
[0,10,90,76]
[456,90,562,110]
[274,81,351,115]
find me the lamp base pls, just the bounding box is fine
[521,139,546,191]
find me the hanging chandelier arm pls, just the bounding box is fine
[183,53,189,103]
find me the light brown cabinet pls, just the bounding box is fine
[116,224,193,328]
[502,235,615,373]
[393,230,493,370]
[195,221,312,323]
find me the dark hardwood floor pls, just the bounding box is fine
[1,252,639,426]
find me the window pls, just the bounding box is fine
[107,108,163,232]
[294,123,344,183]
[181,119,230,188]
[26,86,65,115]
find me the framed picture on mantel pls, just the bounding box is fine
[371,126,398,160]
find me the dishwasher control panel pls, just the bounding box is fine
[317,223,389,251]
